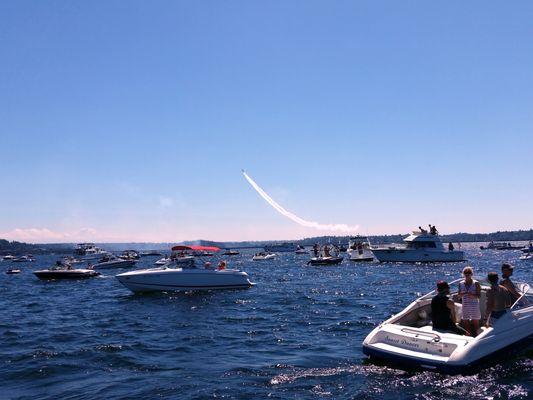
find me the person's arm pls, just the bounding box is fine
[504,281,520,301]
[485,291,494,327]
[447,299,456,323]
[474,282,481,298]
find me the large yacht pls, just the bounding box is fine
[74,243,110,260]
[371,230,465,263]
[264,242,298,253]
[363,278,532,373]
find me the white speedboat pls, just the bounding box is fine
[34,267,100,280]
[12,255,34,263]
[347,236,374,262]
[520,254,532,261]
[6,268,21,274]
[363,278,532,374]
[2,255,15,260]
[295,246,308,254]
[74,243,110,260]
[116,265,254,292]
[371,230,465,263]
[93,256,136,269]
[252,252,276,261]
[155,257,171,265]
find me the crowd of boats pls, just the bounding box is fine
[2,227,531,374]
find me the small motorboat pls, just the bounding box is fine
[6,268,21,274]
[12,255,34,263]
[307,256,344,266]
[295,246,308,254]
[92,256,136,269]
[34,267,100,280]
[252,252,276,261]
[120,250,140,260]
[2,255,15,260]
[519,254,532,261]
[222,249,240,256]
[480,242,525,250]
[61,256,84,264]
[155,257,171,265]
[140,251,163,257]
[363,278,533,374]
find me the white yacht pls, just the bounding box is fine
[371,230,465,263]
[74,243,110,260]
[363,278,532,373]
[347,236,374,262]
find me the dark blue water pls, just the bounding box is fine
[1,244,531,399]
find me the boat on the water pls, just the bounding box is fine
[521,242,533,254]
[34,267,100,280]
[120,250,140,260]
[520,254,532,261]
[264,242,297,253]
[116,245,253,293]
[92,256,136,269]
[155,257,171,265]
[222,249,240,256]
[74,243,110,260]
[6,268,21,274]
[140,251,163,257]
[362,278,532,374]
[347,236,374,262]
[480,242,525,250]
[307,256,343,265]
[295,245,308,254]
[371,229,465,263]
[2,255,15,260]
[252,252,276,261]
[12,255,34,263]
[61,256,84,264]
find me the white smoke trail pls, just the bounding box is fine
[242,170,359,233]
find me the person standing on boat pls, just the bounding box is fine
[484,272,511,327]
[500,263,521,303]
[431,281,466,335]
[458,266,482,336]
[448,242,454,251]
[313,243,319,258]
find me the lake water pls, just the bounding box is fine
[1,243,531,399]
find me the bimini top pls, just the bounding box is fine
[171,245,221,252]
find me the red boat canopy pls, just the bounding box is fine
[171,245,220,252]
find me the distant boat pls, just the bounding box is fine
[34,267,100,280]
[295,245,308,254]
[371,229,465,263]
[480,242,525,250]
[222,249,240,256]
[12,255,34,263]
[6,268,21,274]
[264,243,297,253]
[74,243,110,260]
[252,252,276,261]
[307,256,343,266]
[2,255,15,260]
[140,251,163,257]
[347,236,374,262]
[92,256,136,269]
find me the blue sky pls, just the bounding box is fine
[1,1,532,243]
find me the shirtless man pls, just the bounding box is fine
[500,263,520,303]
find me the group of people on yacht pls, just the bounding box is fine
[432,263,523,336]
[418,224,438,235]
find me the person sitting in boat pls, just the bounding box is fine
[429,224,438,235]
[418,226,427,234]
[484,272,511,327]
[204,262,212,270]
[431,281,467,335]
[217,261,226,270]
[458,266,482,336]
[323,245,331,257]
[448,242,454,251]
[357,243,364,255]
[500,263,521,304]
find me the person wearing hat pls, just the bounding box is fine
[500,263,520,303]
[431,280,467,335]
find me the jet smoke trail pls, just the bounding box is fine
[242,170,359,233]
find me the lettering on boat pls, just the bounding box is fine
[384,335,420,349]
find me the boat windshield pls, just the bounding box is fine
[406,241,437,249]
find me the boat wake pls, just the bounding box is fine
[242,170,358,233]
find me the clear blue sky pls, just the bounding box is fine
[1,1,532,243]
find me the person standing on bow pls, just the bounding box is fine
[458,266,482,336]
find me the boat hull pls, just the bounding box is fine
[371,249,465,263]
[307,257,343,265]
[34,269,100,280]
[116,268,254,292]
[93,260,136,269]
